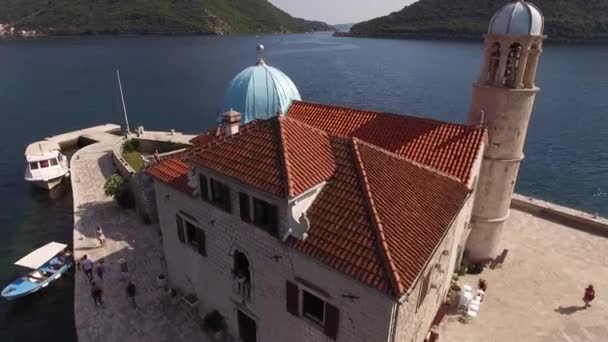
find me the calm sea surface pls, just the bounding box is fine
[0,32,606,340]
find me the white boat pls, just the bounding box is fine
[24,141,70,190]
[1,242,73,300]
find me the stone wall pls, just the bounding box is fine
[511,194,608,236]
[392,195,475,342]
[154,178,396,342]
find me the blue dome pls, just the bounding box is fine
[223,59,301,124]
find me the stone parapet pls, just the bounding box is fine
[511,193,608,236]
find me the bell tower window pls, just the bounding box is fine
[487,43,501,84]
[504,43,522,88]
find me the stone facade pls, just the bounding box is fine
[392,195,474,342]
[153,151,479,342]
[155,170,396,342]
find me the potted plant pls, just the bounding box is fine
[203,310,226,340]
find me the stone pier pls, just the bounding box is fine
[71,139,208,342]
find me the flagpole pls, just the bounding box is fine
[116,69,131,136]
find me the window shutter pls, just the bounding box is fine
[176,215,185,243]
[223,185,232,213]
[324,303,340,340]
[239,192,250,222]
[197,229,206,256]
[286,281,299,316]
[199,175,208,201]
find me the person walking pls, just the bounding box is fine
[96,225,106,247]
[96,259,105,280]
[126,281,137,308]
[81,255,94,283]
[91,282,104,306]
[583,284,596,308]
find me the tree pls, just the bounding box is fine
[104,174,135,208]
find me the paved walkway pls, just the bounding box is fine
[440,209,608,342]
[71,141,208,342]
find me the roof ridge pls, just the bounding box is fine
[351,138,404,296]
[283,115,332,138]
[276,116,294,197]
[353,137,467,186]
[290,100,484,131]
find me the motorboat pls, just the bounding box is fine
[1,242,73,300]
[24,141,70,190]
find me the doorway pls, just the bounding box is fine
[237,310,257,342]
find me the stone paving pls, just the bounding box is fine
[440,209,608,342]
[71,141,209,342]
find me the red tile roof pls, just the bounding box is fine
[355,141,470,294]
[148,100,482,297]
[287,101,485,183]
[289,138,469,297]
[146,155,193,195]
[185,117,335,198]
[186,119,287,196]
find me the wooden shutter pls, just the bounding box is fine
[223,184,232,213]
[239,192,251,222]
[199,175,208,201]
[176,215,185,243]
[324,303,340,340]
[286,281,299,316]
[197,229,206,256]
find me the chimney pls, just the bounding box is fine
[221,110,241,136]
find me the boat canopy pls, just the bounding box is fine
[25,141,61,162]
[14,242,67,269]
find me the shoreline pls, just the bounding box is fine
[0,30,334,41]
[334,31,608,45]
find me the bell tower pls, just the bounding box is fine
[466,0,545,260]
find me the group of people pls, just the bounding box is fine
[80,254,138,308]
[77,224,138,309]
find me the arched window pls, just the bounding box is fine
[523,44,539,88]
[233,250,251,300]
[487,43,501,83]
[504,43,523,88]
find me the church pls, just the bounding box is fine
[146,1,544,341]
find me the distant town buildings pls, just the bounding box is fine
[146,1,545,341]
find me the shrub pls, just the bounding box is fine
[203,310,226,333]
[123,139,140,153]
[104,174,135,208]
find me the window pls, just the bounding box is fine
[199,174,209,201]
[29,162,39,170]
[176,215,185,243]
[253,198,278,236]
[50,158,58,166]
[186,221,199,247]
[39,160,49,168]
[176,214,206,256]
[239,192,251,222]
[285,281,340,340]
[303,290,325,325]
[210,178,231,213]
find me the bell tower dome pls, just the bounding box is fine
[466,0,545,261]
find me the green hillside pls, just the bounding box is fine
[0,0,334,35]
[350,0,608,41]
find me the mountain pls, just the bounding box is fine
[0,0,334,36]
[350,0,608,42]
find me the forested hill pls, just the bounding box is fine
[350,0,608,42]
[0,0,334,36]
